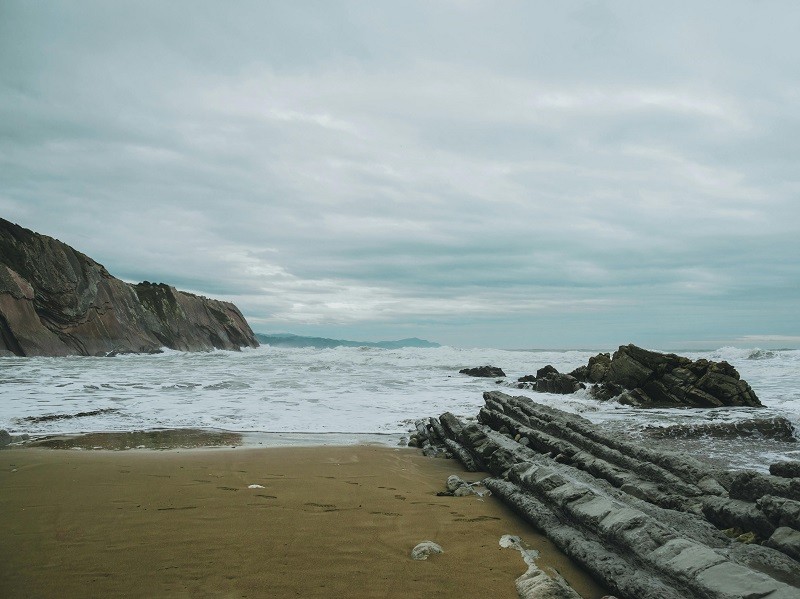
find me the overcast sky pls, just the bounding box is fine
[1,1,799,349]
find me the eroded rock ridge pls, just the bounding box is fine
[412,391,799,599]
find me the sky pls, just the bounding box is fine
[1,1,799,350]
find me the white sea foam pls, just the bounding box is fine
[1,345,798,467]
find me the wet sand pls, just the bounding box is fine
[0,444,609,598]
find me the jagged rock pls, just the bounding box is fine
[443,438,482,472]
[607,344,690,387]
[771,461,800,478]
[644,417,797,442]
[701,496,776,539]
[727,541,800,587]
[567,365,588,380]
[729,471,800,502]
[609,345,761,408]
[528,345,760,408]
[536,365,559,379]
[0,218,258,356]
[0,429,11,447]
[517,366,585,395]
[421,444,447,458]
[535,369,585,394]
[588,382,624,401]
[588,353,612,381]
[765,527,800,561]
[758,495,800,530]
[459,365,506,377]
[439,412,466,440]
[571,352,612,383]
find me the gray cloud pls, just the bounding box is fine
[1,1,799,348]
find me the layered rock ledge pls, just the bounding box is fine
[0,218,258,356]
[412,391,799,598]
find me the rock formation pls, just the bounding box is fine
[459,365,506,378]
[601,344,761,408]
[517,365,585,394]
[518,344,761,408]
[772,462,800,479]
[412,391,800,599]
[0,218,258,356]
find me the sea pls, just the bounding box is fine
[1,345,798,471]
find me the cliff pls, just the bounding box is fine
[0,218,259,356]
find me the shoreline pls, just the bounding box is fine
[6,429,409,451]
[0,443,610,598]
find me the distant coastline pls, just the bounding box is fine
[255,333,440,349]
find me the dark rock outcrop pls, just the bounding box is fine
[516,365,585,394]
[565,344,760,408]
[569,352,611,383]
[729,471,800,503]
[587,382,624,401]
[413,391,800,599]
[20,408,120,424]
[771,462,800,479]
[608,345,760,408]
[0,218,258,356]
[459,365,506,378]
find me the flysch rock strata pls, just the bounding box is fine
[412,391,800,599]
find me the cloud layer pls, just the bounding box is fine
[2,1,799,348]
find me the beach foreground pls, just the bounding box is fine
[0,444,608,598]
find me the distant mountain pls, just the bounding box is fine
[255,333,440,349]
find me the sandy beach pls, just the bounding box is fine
[0,444,608,598]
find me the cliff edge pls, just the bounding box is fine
[0,218,259,356]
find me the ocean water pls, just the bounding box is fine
[1,345,798,469]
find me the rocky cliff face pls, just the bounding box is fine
[0,218,258,356]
